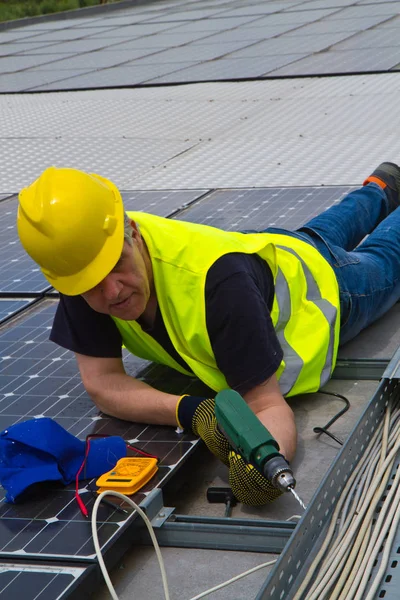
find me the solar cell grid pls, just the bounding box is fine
[0,561,95,600]
[0,300,204,560]
[272,47,400,75]
[0,299,37,324]
[174,186,354,230]
[1,0,400,92]
[0,198,50,294]
[121,188,209,216]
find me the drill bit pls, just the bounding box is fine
[289,487,307,510]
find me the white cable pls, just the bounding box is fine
[92,490,278,600]
[91,490,170,600]
[293,395,400,599]
[338,423,383,532]
[306,425,399,599]
[328,454,395,600]
[292,422,384,600]
[364,489,400,600]
[354,456,400,599]
[333,521,372,600]
[188,559,277,600]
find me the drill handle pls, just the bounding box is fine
[215,389,280,470]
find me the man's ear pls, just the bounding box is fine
[130,220,141,241]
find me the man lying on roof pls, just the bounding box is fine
[17,163,400,505]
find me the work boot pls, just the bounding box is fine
[363,162,400,212]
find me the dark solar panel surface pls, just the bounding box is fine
[0,299,37,324]
[174,186,355,230]
[3,0,399,92]
[121,188,209,216]
[0,300,209,560]
[0,198,50,295]
[0,561,95,600]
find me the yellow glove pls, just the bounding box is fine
[228,450,282,506]
[176,396,231,465]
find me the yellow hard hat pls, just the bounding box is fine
[17,167,125,295]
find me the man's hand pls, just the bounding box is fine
[228,451,282,505]
[178,396,282,506]
[177,396,232,465]
[244,374,297,462]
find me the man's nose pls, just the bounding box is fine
[100,274,122,300]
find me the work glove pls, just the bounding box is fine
[177,396,282,506]
[176,395,232,465]
[228,450,282,506]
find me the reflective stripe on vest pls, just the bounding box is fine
[274,245,338,395]
[274,267,303,395]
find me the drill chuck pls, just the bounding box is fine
[263,455,296,493]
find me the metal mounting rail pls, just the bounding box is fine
[333,357,389,380]
[137,489,295,553]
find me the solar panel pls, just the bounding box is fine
[174,186,355,230]
[0,561,97,600]
[0,299,208,561]
[121,189,209,216]
[0,298,38,324]
[0,198,50,295]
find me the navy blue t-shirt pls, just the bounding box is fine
[50,253,283,395]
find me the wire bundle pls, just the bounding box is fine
[294,393,400,600]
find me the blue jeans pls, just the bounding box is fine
[263,183,400,345]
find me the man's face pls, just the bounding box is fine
[81,225,152,321]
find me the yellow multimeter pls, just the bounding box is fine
[96,457,158,495]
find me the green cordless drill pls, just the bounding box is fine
[215,389,296,493]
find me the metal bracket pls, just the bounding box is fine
[139,488,175,526]
[151,508,175,528]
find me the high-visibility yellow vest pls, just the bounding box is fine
[112,213,340,397]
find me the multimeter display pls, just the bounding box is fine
[96,457,158,495]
